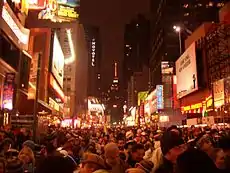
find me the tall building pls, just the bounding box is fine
[84,26,102,99]
[123,15,150,90]
[149,0,228,88]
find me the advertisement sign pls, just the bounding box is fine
[156,85,164,110]
[213,79,225,108]
[176,43,198,99]
[137,91,148,106]
[2,73,15,110]
[52,32,64,88]
[146,85,164,114]
[1,2,30,50]
[37,0,79,21]
[28,53,39,99]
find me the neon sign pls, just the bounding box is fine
[2,5,29,46]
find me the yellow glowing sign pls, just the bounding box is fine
[58,5,79,18]
[50,75,65,101]
[182,103,203,112]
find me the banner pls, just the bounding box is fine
[2,73,16,110]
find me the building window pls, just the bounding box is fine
[184,13,189,16]
[183,4,188,8]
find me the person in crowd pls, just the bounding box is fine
[196,133,214,156]
[177,149,218,173]
[126,168,145,173]
[135,160,154,173]
[127,144,145,168]
[18,146,35,173]
[155,130,187,173]
[210,148,226,171]
[5,158,24,173]
[0,138,14,157]
[36,155,76,173]
[104,142,127,173]
[78,153,106,173]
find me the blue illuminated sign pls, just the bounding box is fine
[156,85,164,109]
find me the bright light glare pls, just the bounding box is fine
[173,25,181,32]
[65,29,76,65]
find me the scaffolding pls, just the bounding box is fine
[205,23,230,87]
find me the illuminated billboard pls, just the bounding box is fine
[2,73,15,110]
[52,32,64,88]
[36,0,80,21]
[137,91,148,106]
[176,42,198,99]
[1,2,30,50]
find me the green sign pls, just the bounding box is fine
[138,91,148,106]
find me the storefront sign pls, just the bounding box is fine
[50,74,65,101]
[182,103,203,112]
[49,97,60,111]
[1,2,30,50]
[2,73,15,110]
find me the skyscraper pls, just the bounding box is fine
[149,0,227,87]
[84,25,102,99]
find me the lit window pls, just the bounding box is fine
[217,3,224,7]
[126,44,130,47]
[184,13,189,16]
[129,47,132,50]
[183,4,188,8]
[209,2,213,7]
[136,24,139,27]
[126,53,129,56]
[198,3,202,7]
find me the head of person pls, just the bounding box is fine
[135,160,154,173]
[176,149,217,173]
[124,141,136,153]
[5,158,24,173]
[104,143,120,166]
[210,148,226,170]
[161,131,186,164]
[131,144,145,162]
[196,134,214,154]
[18,146,35,165]
[117,139,125,151]
[126,168,145,173]
[36,155,76,173]
[0,138,13,153]
[80,153,105,173]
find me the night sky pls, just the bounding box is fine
[80,0,150,92]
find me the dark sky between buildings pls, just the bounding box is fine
[80,0,150,92]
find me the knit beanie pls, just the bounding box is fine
[160,131,184,155]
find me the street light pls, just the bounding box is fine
[173,25,182,55]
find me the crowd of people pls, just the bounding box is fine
[0,124,229,173]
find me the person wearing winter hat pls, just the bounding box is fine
[135,160,154,173]
[155,130,187,173]
[79,153,105,173]
[177,149,218,173]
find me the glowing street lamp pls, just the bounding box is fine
[173,25,182,54]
